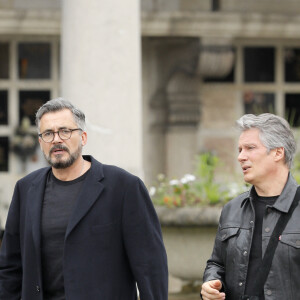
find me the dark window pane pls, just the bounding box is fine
[285,93,300,127]
[212,0,220,11]
[0,137,9,171]
[19,91,50,125]
[0,43,9,79]
[284,48,300,82]
[0,90,8,125]
[18,43,50,79]
[244,91,275,114]
[244,47,275,82]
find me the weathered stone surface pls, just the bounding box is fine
[155,206,222,226]
[62,0,143,178]
[155,206,221,281]
[142,12,300,38]
[0,9,61,34]
[161,226,217,280]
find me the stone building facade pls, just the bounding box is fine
[142,0,300,182]
[1,0,300,225]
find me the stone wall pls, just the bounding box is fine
[198,85,239,174]
[156,206,222,290]
[0,0,60,9]
[141,0,300,14]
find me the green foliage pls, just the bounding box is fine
[193,153,222,205]
[292,152,300,183]
[149,152,248,207]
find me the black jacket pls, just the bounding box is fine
[203,174,299,300]
[0,155,168,300]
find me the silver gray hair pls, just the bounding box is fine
[35,97,86,132]
[236,113,296,169]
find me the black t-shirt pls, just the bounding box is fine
[244,191,278,299]
[41,169,89,300]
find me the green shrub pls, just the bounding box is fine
[149,152,248,207]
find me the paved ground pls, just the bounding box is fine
[168,294,200,299]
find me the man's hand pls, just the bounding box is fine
[201,280,225,300]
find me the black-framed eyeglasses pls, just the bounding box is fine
[38,128,82,143]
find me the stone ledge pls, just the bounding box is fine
[155,206,222,226]
[142,12,300,38]
[0,9,61,35]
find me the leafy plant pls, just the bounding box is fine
[292,152,300,183]
[149,152,248,207]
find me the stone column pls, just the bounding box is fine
[166,72,200,178]
[61,0,143,177]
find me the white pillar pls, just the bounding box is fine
[61,0,143,177]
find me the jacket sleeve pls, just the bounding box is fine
[121,177,168,300]
[203,220,226,290]
[0,181,22,300]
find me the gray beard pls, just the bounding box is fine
[44,144,82,169]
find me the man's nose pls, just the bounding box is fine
[238,150,246,162]
[52,132,63,143]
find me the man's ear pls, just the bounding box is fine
[274,147,285,162]
[38,137,42,149]
[81,131,87,146]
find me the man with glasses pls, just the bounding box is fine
[0,98,168,300]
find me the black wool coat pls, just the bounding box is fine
[0,155,168,300]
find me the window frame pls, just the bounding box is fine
[202,39,300,127]
[0,36,60,173]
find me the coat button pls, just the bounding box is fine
[265,227,270,233]
[266,289,272,295]
[239,282,243,286]
[36,285,40,292]
[243,251,248,256]
[250,220,254,225]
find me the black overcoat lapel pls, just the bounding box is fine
[65,157,105,239]
[27,167,51,281]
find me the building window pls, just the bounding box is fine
[19,91,50,125]
[236,44,300,128]
[284,48,300,82]
[211,0,220,11]
[0,43,9,79]
[244,91,275,114]
[0,137,9,172]
[0,90,8,125]
[18,43,51,79]
[244,47,275,82]
[0,38,59,173]
[195,42,300,127]
[285,93,300,127]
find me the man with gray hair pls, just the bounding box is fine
[0,98,168,300]
[201,113,299,300]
